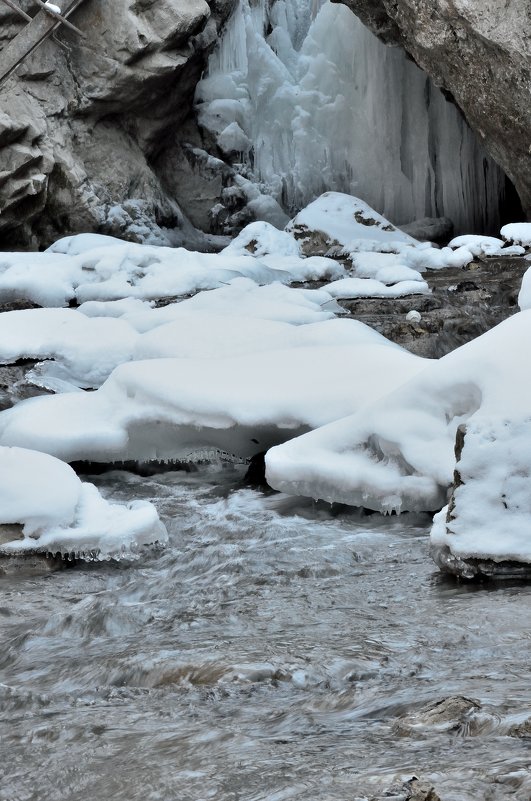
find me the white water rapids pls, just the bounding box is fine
[2,467,531,800]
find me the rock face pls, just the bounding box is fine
[0,0,236,247]
[1,0,529,246]
[336,0,531,219]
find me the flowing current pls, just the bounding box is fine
[2,466,531,800]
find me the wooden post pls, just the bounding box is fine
[0,0,86,87]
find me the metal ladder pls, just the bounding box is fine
[0,0,86,88]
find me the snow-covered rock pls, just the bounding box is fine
[266,310,531,517]
[0,308,138,389]
[286,192,418,256]
[431,419,531,578]
[0,447,167,559]
[222,221,301,258]
[448,234,524,258]
[501,223,531,248]
[324,277,429,299]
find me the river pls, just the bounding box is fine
[2,465,531,800]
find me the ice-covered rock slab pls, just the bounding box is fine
[0,447,167,559]
[266,310,531,515]
[0,335,427,463]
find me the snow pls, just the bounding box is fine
[48,233,126,255]
[223,221,301,257]
[0,334,427,463]
[2,198,524,315]
[324,277,429,299]
[124,279,344,329]
[0,447,167,558]
[0,308,138,388]
[0,236,344,307]
[518,268,531,311]
[448,234,524,257]
[350,253,423,283]
[266,311,531,520]
[501,223,531,248]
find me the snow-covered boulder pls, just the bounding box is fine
[0,308,138,389]
[0,282,348,391]
[286,192,418,256]
[266,310,531,520]
[222,221,301,258]
[283,192,505,274]
[0,447,167,559]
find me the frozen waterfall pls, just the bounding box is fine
[195,0,507,233]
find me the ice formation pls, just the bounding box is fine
[196,0,507,232]
[266,310,531,517]
[0,447,167,559]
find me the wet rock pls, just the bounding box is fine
[507,717,531,738]
[0,550,64,576]
[336,0,531,218]
[393,696,481,735]
[399,217,454,244]
[0,362,52,411]
[243,451,272,490]
[338,255,528,358]
[403,778,441,801]
[370,777,442,801]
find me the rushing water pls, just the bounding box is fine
[2,466,531,800]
